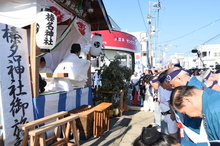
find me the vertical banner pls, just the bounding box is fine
[0,23,34,145]
[135,53,143,75]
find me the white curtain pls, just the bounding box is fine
[44,23,91,71]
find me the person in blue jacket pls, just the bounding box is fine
[166,67,206,143]
[170,86,220,145]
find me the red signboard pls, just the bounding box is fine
[91,30,139,52]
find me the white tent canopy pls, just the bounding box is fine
[0,0,73,28]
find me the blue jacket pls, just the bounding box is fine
[202,87,220,140]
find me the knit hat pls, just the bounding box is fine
[70,43,81,53]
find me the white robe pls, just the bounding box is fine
[53,53,90,91]
[39,66,53,91]
[39,66,53,73]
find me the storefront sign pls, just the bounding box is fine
[92,30,139,53]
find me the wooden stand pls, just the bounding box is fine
[69,105,94,140]
[18,111,68,146]
[28,114,79,146]
[93,102,112,137]
[100,90,125,116]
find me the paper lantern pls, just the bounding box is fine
[90,33,103,56]
[36,8,57,52]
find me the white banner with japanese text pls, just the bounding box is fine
[135,53,143,76]
[0,23,34,145]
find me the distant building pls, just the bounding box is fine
[196,44,220,69]
[129,31,149,72]
[170,44,220,69]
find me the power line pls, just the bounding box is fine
[161,18,220,44]
[137,0,148,31]
[202,33,220,45]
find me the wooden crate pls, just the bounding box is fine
[69,105,94,140]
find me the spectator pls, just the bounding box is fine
[39,57,54,91]
[91,73,94,88]
[215,65,220,73]
[196,69,220,91]
[93,69,101,90]
[166,66,206,143]
[133,125,180,146]
[193,68,202,81]
[138,73,147,106]
[166,67,205,89]
[148,75,161,127]
[200,69,212,83]
[145,69,153,75]
[144,70,154,110]
[209,71,220,86]
[151,70,179,140]
[130,72,140,101]
[39,57,53,73]
[154,70,159,75]
[203,80,220,91]
[170,86,220,141]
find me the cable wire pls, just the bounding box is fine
[202,33,220,45]
[161,18,220,44]
[137,0,148,31]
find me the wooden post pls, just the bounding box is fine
[30,23,40,97]
[119,90,124,116]
[87,53,91,87]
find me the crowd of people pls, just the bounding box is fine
[39,47,220,145]
[131,65,220,145]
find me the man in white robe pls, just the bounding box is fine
[53,43,90,91]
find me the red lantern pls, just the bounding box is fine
[36,8,57,52]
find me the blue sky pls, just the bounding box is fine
[103,0,220,59]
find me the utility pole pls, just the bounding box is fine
[147,1,162,69]
[147,1,153,69]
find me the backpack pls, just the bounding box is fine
[139,76,145,86]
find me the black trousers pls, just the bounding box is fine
[132,86,136,99]
[139,86,146,100]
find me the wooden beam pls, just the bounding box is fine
[30,23,40,97]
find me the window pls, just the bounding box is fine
[202,51,207,57]
[214,52,220,57]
